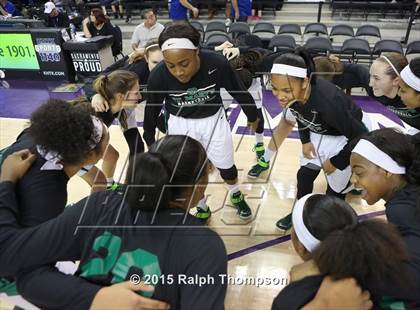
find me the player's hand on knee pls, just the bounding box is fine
[247,118,259,132]
[302,143,316,159]
[92,94,110,112]
[322,159,336,175]
[90,281,170,310]
[0,149,36,183]
[310,277,373,310]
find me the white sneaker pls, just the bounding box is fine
[225,18,231,26]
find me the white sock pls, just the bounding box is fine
[255,133,264,144]
[197,198,208,211]
[106,177,114,186]
[227,183,240,196]
[263,148,276,162]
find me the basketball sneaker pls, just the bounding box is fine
[253,142,265,159]
[194,206,212,222]
[248,157,269,178]
[276,213,292,231]
[231,191,252,220]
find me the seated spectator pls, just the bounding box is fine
[0,0,20,16]
[44,1,69,27]
[82,7,114,38]
[131,9,164,52]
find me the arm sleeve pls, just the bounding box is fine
[0,181,96,276]
[324,92,368,170]
[297,120,311,145]
[221,60,257,122]
[143,72,166,146]
[179,234,227,310]
[16,266,101,310]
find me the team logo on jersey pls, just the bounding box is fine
[170,84,216,107]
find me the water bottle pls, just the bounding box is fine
[69,23,76,40]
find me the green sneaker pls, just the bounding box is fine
[194,206,212,221]
[230,191,252,220]
[107,182,123,192]
[276,213,292,231]
[253,142,265,159]
[248,157,270,178]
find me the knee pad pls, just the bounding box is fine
[297,165,320,182]
[219,165,238,181]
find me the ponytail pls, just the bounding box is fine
[312,219,408,287]
[124,135,209,213]
[92,70,139,106]
[125,152,172,212]
[93,74,111,103]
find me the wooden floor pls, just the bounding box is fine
[0,117,384,310]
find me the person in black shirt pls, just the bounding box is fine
[399,57,420,111]
[1,99,109,228]
[272,193,419,310]
[350,128,420,297]
[44,1,69,28]
[144,23,259,221]
[82,8,115,38]
[0,135,226,310]
[76,69,144,189]
[0,100,110,308]
[248,48,369,230]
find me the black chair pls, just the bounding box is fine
[372,39,403,55]
[278,23,302,36]
[329,24,354,37]
[228,22,251,39]
[304,22,328,37]
[252,22,275,35]
[205,33,231,48]
[190,20,204,43]
[304,37,332,55]
[190,20,204,33]
[268,35,296,52]
[341,38,371,62]
[206,21,227,33]
[406,40,420,55]
[355,24,381,39]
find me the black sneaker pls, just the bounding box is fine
[231,191,252,220]
[276,213,292,230]
[248,157,269,178]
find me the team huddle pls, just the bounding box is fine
[0,22,420,309]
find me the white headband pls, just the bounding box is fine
[89,116,104,149]
[36,116,103,170]
[161,38,197,51]
[292,193,321,252]
[401,65,420,92]
[380,55,400,77]
[352,139,406,174]
[271,64,307,78]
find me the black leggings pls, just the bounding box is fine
[256,108,264,134]
[123,128,145,156]
[296,166,346,200]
